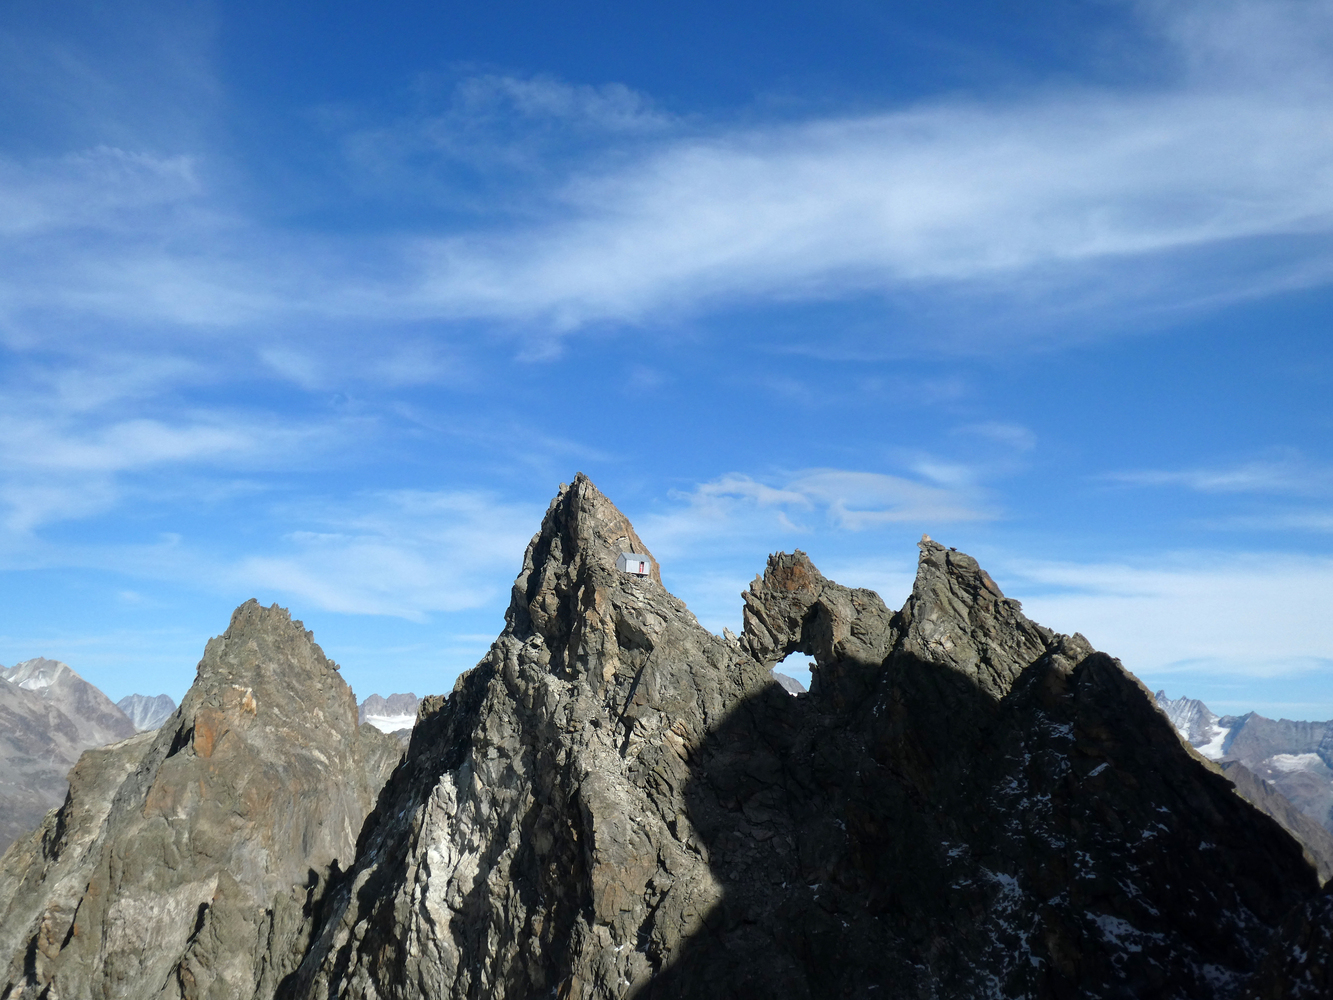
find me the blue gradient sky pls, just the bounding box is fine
[2,0,1331,718]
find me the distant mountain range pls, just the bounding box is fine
[357,692,420,735]
[0,659,137,854]
[1155,691,1333,835]
[0,477,1325,998]
[1,660,426,854]
[115,692,178,731]
[1155,691,1333,881]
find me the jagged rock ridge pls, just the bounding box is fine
[275,476,1322,999]
[1,476,1328,999]
[116,692,179,731]
[0,603,403,999]
[0,658,136,854]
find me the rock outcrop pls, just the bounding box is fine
[0,602,402,999]
[0,658,137,854]
[0,475,1327,999]
[277,476,1320,1000]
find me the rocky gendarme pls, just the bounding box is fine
[0,474,1328,999]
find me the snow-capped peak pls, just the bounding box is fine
[1154,690,1231,761]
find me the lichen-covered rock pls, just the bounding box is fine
[0,602,401,1000]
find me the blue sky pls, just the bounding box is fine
[2,0,1332,719]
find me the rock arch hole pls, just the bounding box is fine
[771,650,811,695]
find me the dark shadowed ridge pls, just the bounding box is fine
[0,477,1327,1000]
[276,475,1324,1000]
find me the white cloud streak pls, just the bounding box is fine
[1005,551,1333,678]
[4,2,1333,346]
[230,491,540,619]
[642,468,992,559]
[1108,453,1333,496]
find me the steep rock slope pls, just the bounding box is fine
[0,602,402,1000]
[281,475,1319,1000]
[0,659,136,853]
[1215,760,1333,883]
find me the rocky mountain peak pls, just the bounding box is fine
[504,472,689,690]
[2,477,1329,1000]
[3,657,71,691]
[740,549,897,693]
[897,535,1066,700]
[116,692,177,731]
[1156,689,1230,758]
[180,598,360,756]
[0,600,403,1000]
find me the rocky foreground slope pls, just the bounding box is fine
[1,474,1330,999]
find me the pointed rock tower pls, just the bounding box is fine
[0,476,1325,999]
[279,477,1320,1000]
[0,601,402,999]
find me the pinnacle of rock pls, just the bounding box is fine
[0,600,402,1000]
[897,535,1062,700]
[0,477,1329,1000]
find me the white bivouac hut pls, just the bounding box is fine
[616,552,651,577]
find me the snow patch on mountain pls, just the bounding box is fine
[1155,690,1231,759]
[358,692,420,733]
[1268,753,1325,772]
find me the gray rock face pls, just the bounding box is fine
[1,476,1327,999]
[276,476,1320,1000]
[0,658,136,854]
[116,692,179,731]
[0,602,402,1000]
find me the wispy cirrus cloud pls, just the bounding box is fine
[1004,551,1333,679]
[642,467,993,558]
[5,2,1333,351]
[0,350,361,534]
[1106,452,1333,496]
[224,490,541,620]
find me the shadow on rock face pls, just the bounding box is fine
[634,637,1318,999]
[262,481,1323,1000]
